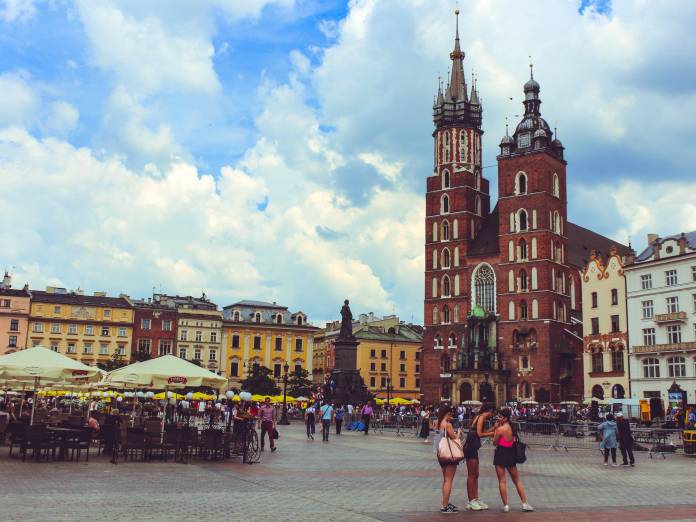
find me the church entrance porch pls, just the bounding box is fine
[451,371,507,406]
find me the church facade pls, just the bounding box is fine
[421,13,628,405]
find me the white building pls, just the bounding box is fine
[625,232,696,403]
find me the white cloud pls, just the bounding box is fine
[43,101,79,136]
[75,0,220,96]
[0,72,38,126]
[358,152,403,182]
[0,0,35,23]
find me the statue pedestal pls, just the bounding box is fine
[327,337,369,405]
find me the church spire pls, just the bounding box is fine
[447,9,467,102]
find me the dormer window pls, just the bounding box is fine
[518,133,530,148]
[276,314,283,324]
[254,312,262,323]
[232,311,241,321]
[296,315,304,326]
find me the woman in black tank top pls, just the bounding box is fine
[464,404,495,511]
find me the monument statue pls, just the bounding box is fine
[339,299,354,339]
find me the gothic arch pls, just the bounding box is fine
[515,171,528,195]
[471,263,496,313]
[441,194,450,214]
[441,275,451,297]
[441,248,451,268]
[442,169,450,189]
[441,220,450,241]
[517,209,528,231]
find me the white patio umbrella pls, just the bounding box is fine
[104,355,227,433]
[0,346,101,424]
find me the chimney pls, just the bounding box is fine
[651,236,661,260]
[647,233,658,244]
[678,232,687,254]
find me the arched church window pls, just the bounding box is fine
[516,172,527,195]
[459,131,467,161]
[520,300,528,320]
[442,305,451,324]
[442,248,450,268]
[472,264,496,313]
[441,194,449,214]
[518,209,528,231]
[442,170,450,189]
[519,269,528,291]
[519,238,528,260]
[441,220,450,241]
[442,275,451,297]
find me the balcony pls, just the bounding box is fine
[654,311,687,323]
[632,341,696,354]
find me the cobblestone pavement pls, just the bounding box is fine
[1,425,695,522]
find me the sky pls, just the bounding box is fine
[1,0,695,325]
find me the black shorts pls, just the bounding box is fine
[464,449,479,460]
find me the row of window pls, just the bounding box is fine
[641,356,695,378]
[0,299,13,307]
[641,324,694,346]
[641,294,696,318]
[39,340,125,356]
[589,347,625,373]
[591,289,620,308]
[506,238,564,265]
[439,168,481,191]
[368,361,417,373]
[179,330,218,343]
[228,362,304,378]
[640,267,696,290]
[368,375,416,389]
[508,208,562,236]
[512,171,561,198]
[139,319,174,331]
[228,310,305,325]
[32,323,127,337]
[590,315,622,335]
[436,128,480,167]
[136,338,173,355]
[439,193,482,216]
[178,320,218,328]
[176,348,217,361]
[230,334,304,352]
[35,305,126,320]
[368,348,413,359]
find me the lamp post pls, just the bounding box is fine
[279,362,290,425]
[386,377,392,406]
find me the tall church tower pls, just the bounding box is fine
[495,67,577,403]
[421,11,491,403]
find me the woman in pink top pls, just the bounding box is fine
[493,408,533,513]
[361,403,373,435]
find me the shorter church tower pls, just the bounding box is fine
[495,67,580,403]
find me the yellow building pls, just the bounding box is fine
[28,288,134,366]
[315,314,423,400]
[222,300,319,390]
[581,246,630,400]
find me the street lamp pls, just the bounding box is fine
[279,362,290,425]
[386,376,392,406]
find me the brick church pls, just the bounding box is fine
[421,12,628,405]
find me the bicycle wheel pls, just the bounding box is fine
[244,430,261,464]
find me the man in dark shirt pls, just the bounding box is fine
[616,412,635,466]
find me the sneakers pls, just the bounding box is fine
[630,463,635,467]
[502,505,510,513]
[611,463,620,467]
[271,447,277,453]
[621,463,629,466]
[440,505,458,514]
[603,462,608,466]
[476,499,489,510]
[522,503,534,512]
[466,500,485,511]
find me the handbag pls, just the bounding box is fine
[437,432,465,465]
[272,428,279,440]
[514,435,527,464]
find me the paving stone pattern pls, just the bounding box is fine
[1,425,695,521]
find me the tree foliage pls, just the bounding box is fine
[287,368,314,398]
[240,365,280,395]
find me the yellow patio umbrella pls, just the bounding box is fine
[192,392,215,401]
[251,394,273,402]
[374,398,385,405]
[153,392,185,400]
[390,397,412,405]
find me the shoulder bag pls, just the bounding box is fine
[437,427,465,465]
[514,434,527,464]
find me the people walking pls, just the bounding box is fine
[598,413,619,466]
[335,403,345,435]
[320,400,334,441]
[305,403,316,440]
[361,402,373,435]
[435,405,463,514]
[465,403,495,511]
[616,412,635,466]
[258,397,277,453]
[493,408,534,513]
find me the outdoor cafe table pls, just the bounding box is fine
[46,426,83,460]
